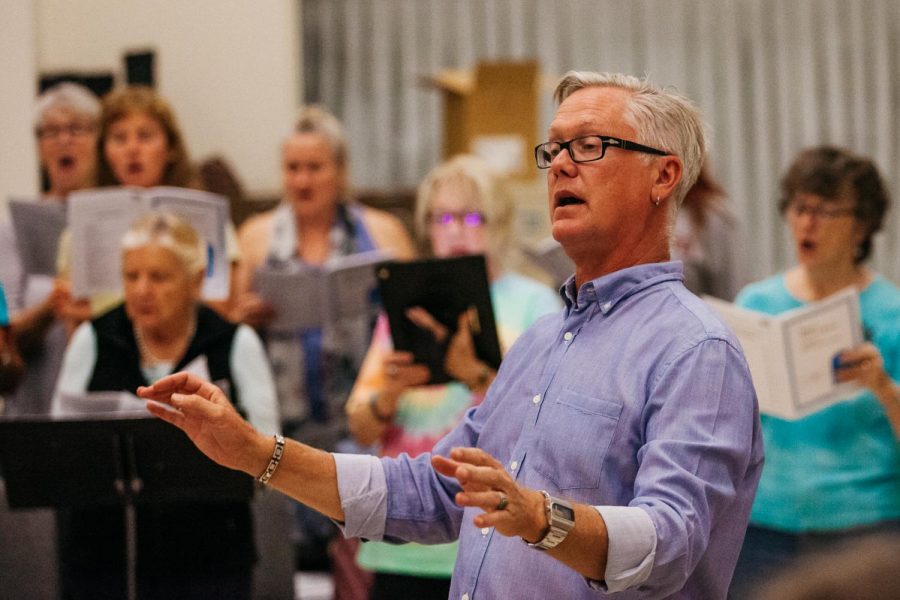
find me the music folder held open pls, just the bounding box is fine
[376,254,502,384]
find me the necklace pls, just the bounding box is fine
[133,317,196,366]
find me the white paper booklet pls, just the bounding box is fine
[54,391,149,418]
[704,287,864,419]
[67,187,230,300]
[255,249,390,331]
[8,198,68,276]
[522,236,574,287]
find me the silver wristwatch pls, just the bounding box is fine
[524,490,575,551]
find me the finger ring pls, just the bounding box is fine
[387,364,399,377]
[495,493,508,511]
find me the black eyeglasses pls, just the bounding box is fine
[534,135,668,169]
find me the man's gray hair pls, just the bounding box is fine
[554,71,707,215]
[34,82,101,128]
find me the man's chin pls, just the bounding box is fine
[550,222,586,246]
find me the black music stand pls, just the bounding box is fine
[0,414,253,600]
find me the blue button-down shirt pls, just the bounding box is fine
[337,262,763,599]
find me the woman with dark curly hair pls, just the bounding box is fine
[730,146,900,598]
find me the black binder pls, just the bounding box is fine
[375,254,502,384]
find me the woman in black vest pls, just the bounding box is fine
[52,211,279,600]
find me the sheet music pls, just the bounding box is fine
[55,391,149,418]
[705,288,863,419]
[67,187,230,300]
[147,187,230,299]
[8,199,67,276]
[781,291,863,413]
[323,249,390,322]
[255,249,389,330]
[254,264,328,330]
[68,189,144,298]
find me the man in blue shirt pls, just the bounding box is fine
[141,71,763,598]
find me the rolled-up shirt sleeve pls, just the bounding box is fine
[333,453,389,539]
[589,505,657,592]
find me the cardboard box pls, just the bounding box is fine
[426,60,539,179]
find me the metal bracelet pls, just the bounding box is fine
[257,434,285,485]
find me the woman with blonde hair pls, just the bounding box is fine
[233,104,416,570]
[345,154,561,599]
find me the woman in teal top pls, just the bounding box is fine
[729,146,900,598]
[345,155,561,599]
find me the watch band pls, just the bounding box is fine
[523,490,575,551]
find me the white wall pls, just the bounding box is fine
[0,0,40,212]
[34,0,301,195]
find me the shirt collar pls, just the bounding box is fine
[560,261,685,315]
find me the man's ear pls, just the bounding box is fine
[651,156,683,201]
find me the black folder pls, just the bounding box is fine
[375,254,501,384]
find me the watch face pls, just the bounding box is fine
[554,503,575,521]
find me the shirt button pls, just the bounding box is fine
[532,394,541,404]
[462,594,470,600]
[564,331,573,341]
[509,460,518,471]
[481,527,490,536]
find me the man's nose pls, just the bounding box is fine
[550,146,577,176]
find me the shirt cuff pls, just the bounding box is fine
[588,505,657,592]
[333,453,389,540]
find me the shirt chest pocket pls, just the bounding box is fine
[531,388,623,491]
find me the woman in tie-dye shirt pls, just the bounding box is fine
[346,155,561,600]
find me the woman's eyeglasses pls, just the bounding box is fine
[785,202,856,220]
[428,211,487,228]
[36,122,96,140]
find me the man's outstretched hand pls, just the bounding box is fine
[138,372,268,477]
[432,447,548,543]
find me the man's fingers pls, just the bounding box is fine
[137,372,195,395]
[145,399,186,429]
[137,372,225,403]
[431,454,461,478]
[450,447,504,469]
[431,456,486,488]
[432,455,503,495]
[457,489,509,510]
